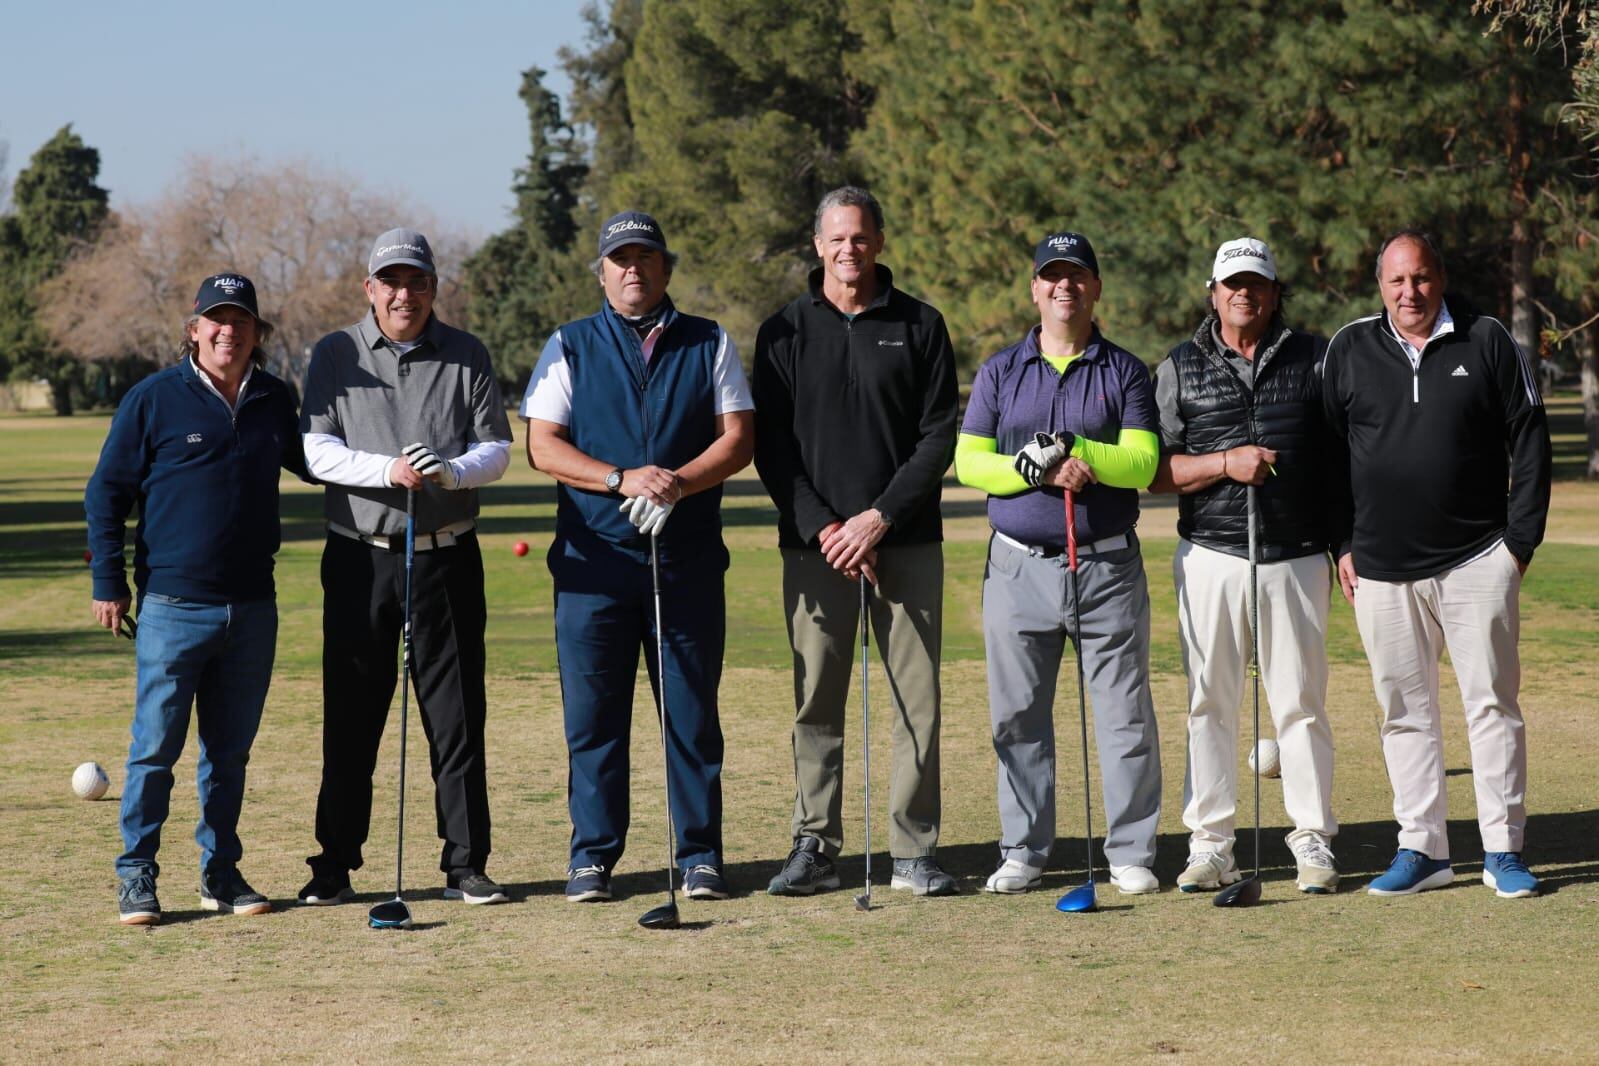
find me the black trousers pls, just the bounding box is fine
[309,531,491,879]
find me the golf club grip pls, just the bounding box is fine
[1064,490,1078,572]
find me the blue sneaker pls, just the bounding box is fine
[1483,852,1539,898]
[565,864,611,902]
[1367,849,1453,896]
[683,864,731,900]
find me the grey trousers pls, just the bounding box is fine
[782,543,943,858]
[982,531,1162,869]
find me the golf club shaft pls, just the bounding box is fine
[396,488,415,900]
[1066,491,1094,885]
[860,574,871,901]
[650,535,677,903]
[1247,483,1261,880]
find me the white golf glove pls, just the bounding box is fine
[619,495,674,536]
[1013,431,1069,488]
[402,442,460,490]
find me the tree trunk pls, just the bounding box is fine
[49,373,74,416]
[1579,316,1599,479]
[1510,219,1538,356]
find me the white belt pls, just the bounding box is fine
[994,529,1131,558]
[328,518,476,552]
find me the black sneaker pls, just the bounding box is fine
[890,856,959,897]
[297,870,354,906]
[445,872,509,905]
[118,872,161,926]
[768,837,840,896]
[565,864,612,902]
[684,864,732,900]
[200,870,272,915]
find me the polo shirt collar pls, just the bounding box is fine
[1021,323,1103,365]
[807,264,895,314]
[356,308,443,352]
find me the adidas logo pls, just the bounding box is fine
[1451,365,1468,377]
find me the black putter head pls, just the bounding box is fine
[1055,881,1098,913]
[1213,876,1263,908]
[853,892,872,912]
[368,896,414,929]
[638,901,681,930]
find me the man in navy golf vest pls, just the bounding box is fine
[523,211,754,904]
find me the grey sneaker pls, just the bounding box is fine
[767,837,840,896]
[200,870,271,915]
[890,856,959,896]
[444,872,509,904]
[1291,837,1340,894]
[118,872,161,926]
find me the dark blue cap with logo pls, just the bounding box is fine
[598,211,669,257]
[1032,231,1099,277]
[193,273,260,318]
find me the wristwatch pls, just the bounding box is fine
[605,468,624,496]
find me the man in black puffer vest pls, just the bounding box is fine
[1151,239,1340,896]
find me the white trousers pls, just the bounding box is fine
[1352,541,1526,858]
[1174,539,1336,861]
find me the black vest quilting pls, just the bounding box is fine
[1169,316,1329,562]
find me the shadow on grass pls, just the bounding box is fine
[0,627,133,660]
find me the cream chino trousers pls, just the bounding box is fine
[1175,539,1337,861]
[1352,541,1527,859]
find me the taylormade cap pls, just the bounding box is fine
[598,211,669,258]
[1032,231,1099,277]
[1210,237,1277,284]
[193,273,260,319]
[368,228,436,275]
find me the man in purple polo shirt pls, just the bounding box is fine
[955,231,1164,895]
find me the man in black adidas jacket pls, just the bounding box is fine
[1322,228,1551,899]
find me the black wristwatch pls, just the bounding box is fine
[605,468,624,495]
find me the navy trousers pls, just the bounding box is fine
[551,534,726,875]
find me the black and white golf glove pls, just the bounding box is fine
[1012,431,1075,487]
[401,442,460,490]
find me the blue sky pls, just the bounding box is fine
[1,2,592,240]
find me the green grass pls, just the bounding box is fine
[3,412,1599,1063]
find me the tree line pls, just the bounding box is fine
[1,0,1594,474]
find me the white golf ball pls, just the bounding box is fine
[72,761,110,801]
[1247,739,1282,779]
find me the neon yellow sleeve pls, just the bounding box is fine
[954,433,1030,496]
[1072,428,1159,489]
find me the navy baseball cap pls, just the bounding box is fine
[193,273,260,318]
[368,228,436,275]
[1032,231,1099,277]
[598,211,669,257]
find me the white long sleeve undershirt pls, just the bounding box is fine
[303,433,512,490]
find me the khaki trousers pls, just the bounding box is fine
[1352,541,1527,858]
[782,543,943,858]
[1174,539,1337,861]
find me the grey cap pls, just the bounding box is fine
[368,228,436,275]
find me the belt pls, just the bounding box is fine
[328,518,476,553]
[994,529,1131,559]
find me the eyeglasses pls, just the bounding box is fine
[371,273,434,295]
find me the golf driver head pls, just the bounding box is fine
[1055,882,1098,913]
[1213,876,1263,908]
[853,892,872,912]
[367,896,414,929]
[638,901,681,930]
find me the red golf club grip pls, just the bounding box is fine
[1064,489,1078,573]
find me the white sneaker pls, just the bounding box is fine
[1108,864,1159,895]
[984,859,1043,894]
[1177,851,1241,893]
[1290,837,1340,894]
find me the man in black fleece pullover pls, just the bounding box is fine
[753,186,959,898]
[1322,229,1550,900]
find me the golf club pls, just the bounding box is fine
[369,488,417,930]
[638,533,682,931]
[1056,488,1098,914]
[854,574,873,913]
[1215,483,1264,908]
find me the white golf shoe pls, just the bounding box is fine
[1177,851,1241,893]
[984,859,1043,894]
[1109,864,1160,895]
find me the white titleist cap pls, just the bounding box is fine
[1210,237,1277,284]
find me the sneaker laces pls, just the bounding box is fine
[1185,850,1227,876]
[686,864,720,879]
[1293,839,1336,870]
[569,864,606,879]
[1489,852,1530,875]
[121,873,156,900]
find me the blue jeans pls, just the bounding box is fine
[116,594,277,880]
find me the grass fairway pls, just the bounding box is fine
[3,402,1598,1063]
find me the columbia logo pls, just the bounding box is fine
[186,433,203,443]
[1451,365,1468,377]
[878,339,905,347]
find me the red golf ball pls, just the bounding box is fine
[513,541,529,557]
[83,550,92,564]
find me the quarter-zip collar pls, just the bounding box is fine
[184,355,255,415]
[1382,301,1456,368]
[808,264,895,317]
